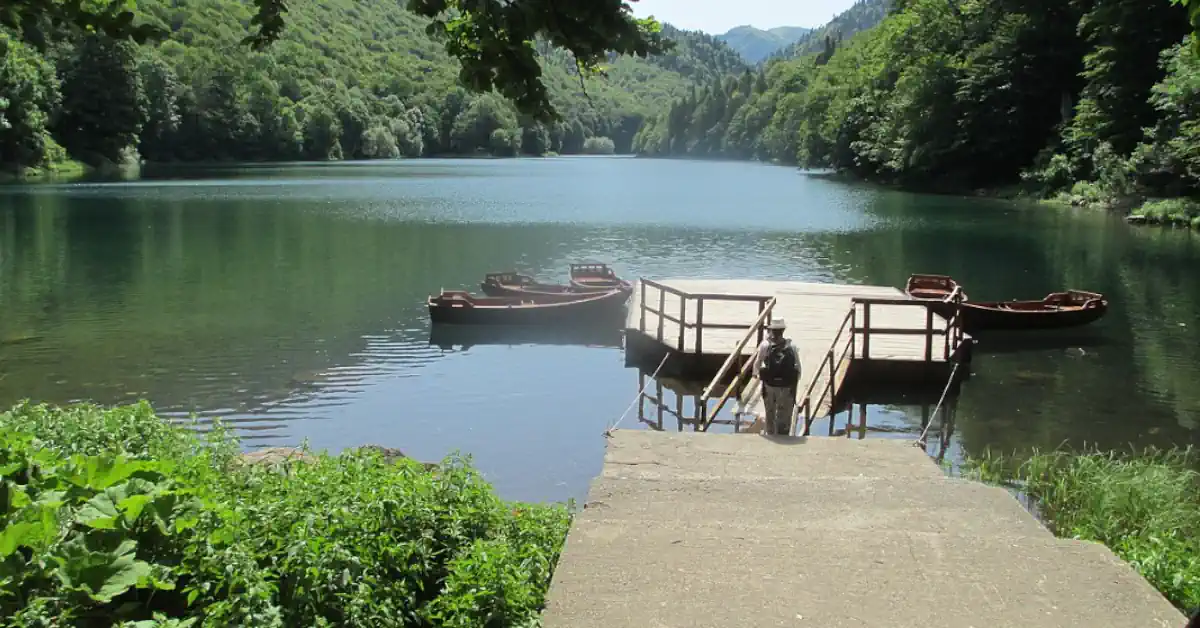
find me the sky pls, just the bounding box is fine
[629,0,861,35]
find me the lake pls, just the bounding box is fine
[1,157,1197,503]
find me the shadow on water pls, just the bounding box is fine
[971,329,1114,356]
[428,324,623,350]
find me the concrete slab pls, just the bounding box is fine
[604,430,948,481]
[583,475,1053,539]
[542,431,1183,628]
[543,525,1184,628]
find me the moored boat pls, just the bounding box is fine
[569,263,630,291]
[905,273,968,302]
[957,290,1109,333]
[427,288,631,326]
[904,274,968,319]
[905,273,1108,333]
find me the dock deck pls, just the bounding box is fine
[623,279,970,428]
[540,431,1185,627]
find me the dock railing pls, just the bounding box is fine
[638,279,774,356]
[695,296,778,431]
[789,294,967,436]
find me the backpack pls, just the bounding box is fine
[762,340,798,387]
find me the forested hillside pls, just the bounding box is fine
[718,26,812,63]
[635,0,1200,211]
[770,0,889,61]
[0,0,743,173]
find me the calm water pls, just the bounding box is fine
[1,157,1198,502]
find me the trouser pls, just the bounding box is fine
[762,385,797,435]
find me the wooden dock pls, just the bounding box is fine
[623,279,970,432]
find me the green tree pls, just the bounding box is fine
[56,35,147,166]
[0,31,60,171]
[136,55,181,162]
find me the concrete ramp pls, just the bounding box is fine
[541,431,1185,628]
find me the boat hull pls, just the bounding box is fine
[428,288,631,326]
[959,299,1108,333]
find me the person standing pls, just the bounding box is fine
[753,318,801,436]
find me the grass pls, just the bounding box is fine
[0,401,571,627]
[964,447,1200,612]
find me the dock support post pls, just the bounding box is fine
[696,299,704,355]
[656,379,665,429]
[638,371,646,427]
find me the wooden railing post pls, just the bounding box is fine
[826,350,835,413]
[850,306,857,359]
[696,299,705,355]
[862,303,872,359]
[678,296,686,351]
[924,306,934,362]
[756,299,766,346]
[657,288,666,342]
[639,281,647,331]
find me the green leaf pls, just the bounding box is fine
[54,537,152,602]
[76,492,121,529]
[0,522,42,557]
[117,494,152,522]
[79,456,154,490]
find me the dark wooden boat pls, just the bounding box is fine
[905,273,968,302]
[427,288,630,326]
[569,263,630,291]
[904,274,968,320]
[957,290,1109,332]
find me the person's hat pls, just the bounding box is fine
[767,318,786,330]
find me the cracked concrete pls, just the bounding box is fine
[541,431,1186,628]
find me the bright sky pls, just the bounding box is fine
[629,0,859,34]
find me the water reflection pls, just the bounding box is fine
[628,366,962,463]
[429,324,623,350]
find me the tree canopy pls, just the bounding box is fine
[2,0,671,121]
[634,0,1200,207]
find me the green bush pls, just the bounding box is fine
[1134,198,1200,226]
[965,448,1200,611]
[0,402,571,627]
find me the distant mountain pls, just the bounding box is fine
[717,25,813,63]
[771,0,890,61]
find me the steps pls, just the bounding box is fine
[541,431,1186,628]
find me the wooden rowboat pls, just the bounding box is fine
[569,263,630,291]
[427,288,630,326]
[905,273,968,303]
[904,274,967,320]
[905,273,1108,332]
[956,291,1109,333]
